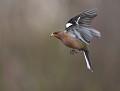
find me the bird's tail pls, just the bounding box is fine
[83,49,93,72]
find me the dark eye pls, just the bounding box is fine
[53,32,57,34]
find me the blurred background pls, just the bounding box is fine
[0,0,120,91]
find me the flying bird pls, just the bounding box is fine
[50,9,101,72]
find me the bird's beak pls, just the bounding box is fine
[50,33,54,37]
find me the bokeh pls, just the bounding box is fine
[0,0,120,91]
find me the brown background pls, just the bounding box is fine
[0,0,120,91]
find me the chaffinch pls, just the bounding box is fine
[50,9,101,72]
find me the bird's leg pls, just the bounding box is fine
[70,50,78,55]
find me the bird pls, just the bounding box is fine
[50,8,101,72]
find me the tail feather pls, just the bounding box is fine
[83,49,93,72]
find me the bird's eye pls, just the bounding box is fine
[53,32,57,34]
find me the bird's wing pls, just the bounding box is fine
[73,27,93,44]
[66,8,101,44]
[65,8,98,29]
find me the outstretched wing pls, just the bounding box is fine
[66,8,98,29]
[66,9,101,44]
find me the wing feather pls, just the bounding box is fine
[66,8,98,28]
[66,8,101,44]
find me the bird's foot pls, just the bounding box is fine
[70,50,78,55]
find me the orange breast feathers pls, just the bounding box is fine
[61,34,84,50]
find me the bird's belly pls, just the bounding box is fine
[62,38,84,50]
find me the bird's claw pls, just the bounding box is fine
[70,50,78,55]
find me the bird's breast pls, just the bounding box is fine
[61,34,85,50]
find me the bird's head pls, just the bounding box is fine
[50,31,63,39]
